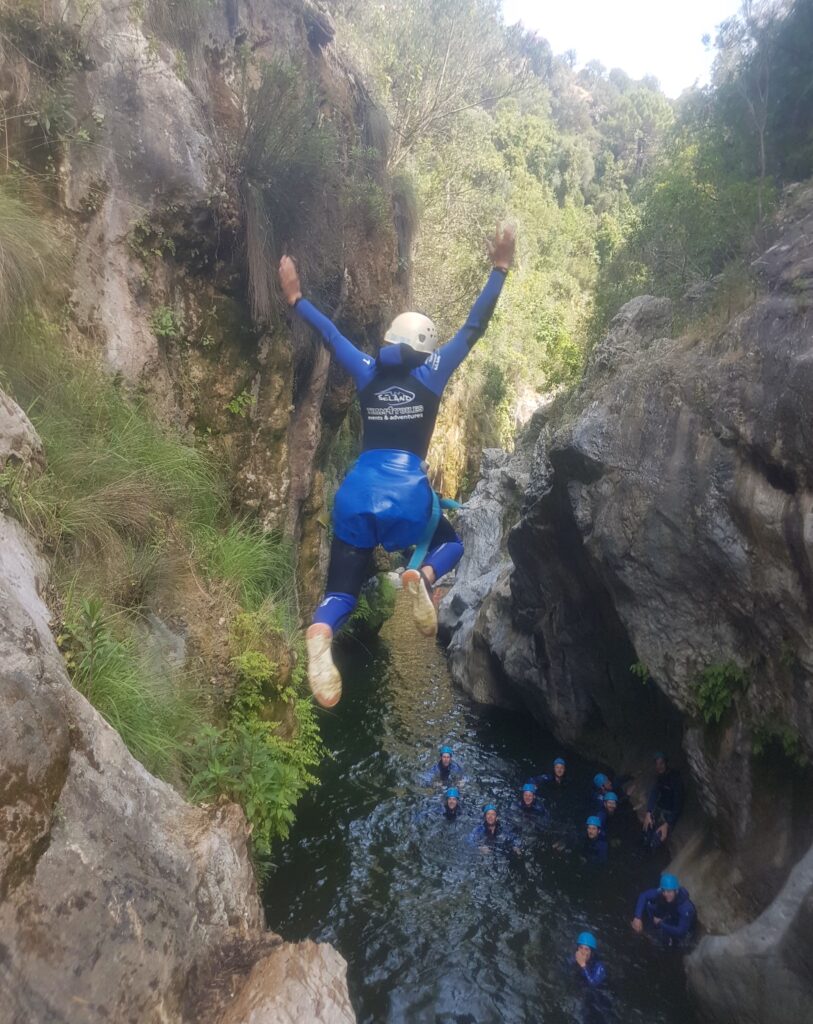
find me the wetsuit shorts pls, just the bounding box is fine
[333,449,433,551]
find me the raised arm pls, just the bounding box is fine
[279,256,374,390]
[417,223,516,395]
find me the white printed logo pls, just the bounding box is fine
[375,386,416,404]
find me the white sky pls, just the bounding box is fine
[501,0,743,97]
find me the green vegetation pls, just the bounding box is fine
[332,0,675,491]
[58,597,206,784]
[0,0,94,170]
[594,0,813,332]
[189,609,324,858]
[329,0,813,492]
[1,304,323,864]
[197,524,297,614]
[752,720,810,770]
[149,305,184,339]
[0,184,60,318]
[225,389,253,418]
[693,661,749,725]
[128,218,177,263]
[345,574,397,639]
[630,661,651,684]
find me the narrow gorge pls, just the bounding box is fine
[1,1,812,1022]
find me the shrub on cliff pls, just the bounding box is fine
[1,310,324,858]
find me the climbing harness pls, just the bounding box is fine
[406,492,462,571]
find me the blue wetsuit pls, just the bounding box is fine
[468,821,520,851]
[597,808,617,830]
[294,269,507,631]
[572,956,607,989]
[582,833,609,865]
[514,798,547,823]
[531,772,568,790]
[422,759,464,785]
[644,769,684,848]
[634,887,696,946]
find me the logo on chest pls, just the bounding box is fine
[375,386,416,404]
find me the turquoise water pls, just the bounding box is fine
[265,598,699,1023]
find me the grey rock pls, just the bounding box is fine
[687,839,813,1023]
[440,447,531,708]
[0,506,355,1023]
[443,189,813,1021]
[587,294,673,373]
[0,389,42,472]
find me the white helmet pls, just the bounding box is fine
[383,311,439,354]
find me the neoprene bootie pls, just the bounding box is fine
[402,569,438,638]
[305,623,342,707]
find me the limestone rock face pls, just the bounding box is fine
[0,386,354,1022]
[439,446,532,708]
[33,0,404,605]
[443,188,813,1021]
[0,389,42,472]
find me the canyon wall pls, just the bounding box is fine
[441,185,813,1023]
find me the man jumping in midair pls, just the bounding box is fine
[278,223,515,707]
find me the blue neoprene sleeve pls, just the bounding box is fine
[294,299,376,389]
[415,268,507,396]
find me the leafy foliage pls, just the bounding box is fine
[345,574,397,638]
[225,389,253,418]
[752,720,810,769]
[189,614,325,859]
[149,305,184,339]
[593,0,813,338]
[1,311,321,859]
[694,661,748,725]
[630,661,651,684]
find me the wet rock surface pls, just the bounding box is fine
[442,189,813,1022]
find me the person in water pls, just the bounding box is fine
[514,782,546,822]
[468,804,520,852]
[440,787,462,820]
[423,745,464,785]
[583,816,608,864]
[598,792,618,830]
[278,225,516,706]
[572,931,606,988]
[590,773,615,812]
[530,757,568,789]
[643,753,684,850]
[632,873,696,947]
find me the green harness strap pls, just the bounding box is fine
[407,492,462,571]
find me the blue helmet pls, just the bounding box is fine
[654,750,667,762]
[577,931,597,950]
[553,757,566,767]
[660,873,680,891]
[586,816,602,828]
[440,745,453,756]
[603,792,618,803]
[445,787,460,799]
[593,773,608,787]
[522,783,537,793]
[482,803,497,815]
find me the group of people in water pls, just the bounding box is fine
[422,744,696,994]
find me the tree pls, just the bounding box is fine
[712,1,788,222]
